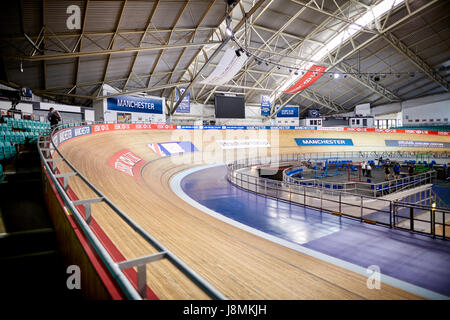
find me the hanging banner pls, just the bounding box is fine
[276,105,299,118]
[175,88,190,113]
[107,94,163,114]
[200,48,248,86]
[261,95,271,116]
[283,65,327,93]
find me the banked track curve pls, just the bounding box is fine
[54,126,450,299]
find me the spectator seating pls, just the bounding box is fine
[0,118,50,160]
[390,125,450,132]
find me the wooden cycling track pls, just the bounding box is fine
[55,129,450,300]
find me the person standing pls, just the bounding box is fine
[362,161,367,177]
[377,156,383,167]
[394,162,401,180]
[408,164,414,176]
[384,162,391,181]
[47,107,61,130]
[366,163,372,178]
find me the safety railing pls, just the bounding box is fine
[228,152,450,171]
[38,123,226,300]
[283,166,437,197]
[227,155,450,240]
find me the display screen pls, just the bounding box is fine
[214,95,245,119]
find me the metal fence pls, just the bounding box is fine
[38,123,226,300]
[227,155,450,240]
[283,166,437,197]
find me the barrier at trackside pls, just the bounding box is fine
[52,123,450,150]
[39,123,228,300]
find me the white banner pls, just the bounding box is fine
[200,48,248,85]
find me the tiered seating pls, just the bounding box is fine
[391,125,450,132]
[0,118,50,160]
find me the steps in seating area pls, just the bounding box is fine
[0,142,82,300]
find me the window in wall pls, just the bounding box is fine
[445,118,449,122]
[437,119,441,122]
[415,119,420,122]
[422,119,427,122]
[352,119,355,125]
[318,120,322,125]
[356,119,360,125]
[429,119,434,122]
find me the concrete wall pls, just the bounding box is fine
[333,92,450,127]
[402,94,450,125]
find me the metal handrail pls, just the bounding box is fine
[37,123,226,300]
[282,165,437,197]
[227,154,450,239]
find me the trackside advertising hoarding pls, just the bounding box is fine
[52,124,450,150]
[385,140,450,148]
[107,95,163,114]
[295,138,354,146]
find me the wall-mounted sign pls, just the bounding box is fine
[107,95,163,114]
[276,106,299,118]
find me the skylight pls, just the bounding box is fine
[271,0,405,103]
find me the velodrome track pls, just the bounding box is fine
[53,126,450,300]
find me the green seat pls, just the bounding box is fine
[3,141,11,158]
[0,141,4,160]
[4,131,11,142]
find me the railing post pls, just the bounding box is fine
[389,201,392,228]
[339,193,342,213]
[431,207,435,238]
[444,212,446,239]
[410,207,414,231]
[320,185,323,210]
[360,196,363,221]
[303,186,306,205]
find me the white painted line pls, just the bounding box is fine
[170,164,449,300]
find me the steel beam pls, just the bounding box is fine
[170,0,268,114]
[11,41,222,61]
[382,31,448,92]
